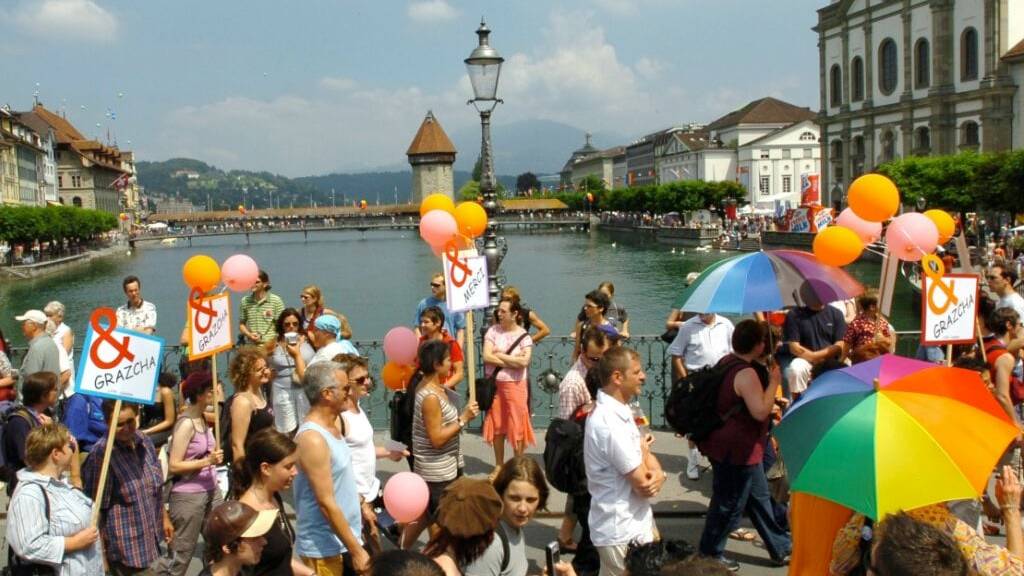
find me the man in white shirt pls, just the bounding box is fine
[583,347,666,576]
[115,275,157,334]
[668,313,734,480]
[308,315,359,366]
[989,265,1024,321]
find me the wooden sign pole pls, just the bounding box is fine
[91,399,122,527]
[878,249,900,318]
[212,354,221,448]
[466,312,476,406]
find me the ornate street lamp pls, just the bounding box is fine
[465,19,505,322]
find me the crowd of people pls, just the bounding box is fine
[1,255,1024,576]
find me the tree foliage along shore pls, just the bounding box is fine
[876,150,1024,215]
[0,205,118,244]
[546,176,748,213]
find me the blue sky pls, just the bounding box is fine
[2,0,823,176]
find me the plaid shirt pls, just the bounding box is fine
[558,357,591,420]
[82,431,164,569]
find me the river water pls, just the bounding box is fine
[0,228,920,344]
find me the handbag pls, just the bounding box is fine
[476,332,530,412]
[660,327,679,344]
[5,484,57,576]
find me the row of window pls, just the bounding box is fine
[758,175,794,197]
[830,28,979,106]
[827,122,980,170]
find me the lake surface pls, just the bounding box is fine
[0,228,920,345]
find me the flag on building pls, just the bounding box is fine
[112,172,130,191]
[800,174,820,205]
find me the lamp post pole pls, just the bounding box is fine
[465,19,505,325]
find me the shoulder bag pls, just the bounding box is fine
[476,332,530,412]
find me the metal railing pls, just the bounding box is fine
[4,331,928,429]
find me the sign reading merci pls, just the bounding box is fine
[444,246,489,313]
[188,290,233,360]
[75,308,164,404]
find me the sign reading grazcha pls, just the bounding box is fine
[75,307,164,404]
[187,290,233,360]
[920,273,979,346]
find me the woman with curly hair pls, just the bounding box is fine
[225,346,274,468]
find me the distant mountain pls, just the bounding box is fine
[138,158,517,211]
[449,119,627,176]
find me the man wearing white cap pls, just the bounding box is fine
[16,310,59,382]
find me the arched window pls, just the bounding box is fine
[851,56,864,102]
[914,38,930,88]
[961,28,979,81]
[72,196,82,208]
[851,135,866,177]
[852,135,865,157]
[961,121,980,147]
[830,64,843,107]
[879,39,899,95]
[830,139,844,179]
[881,130,896,162]
[915,126,931,153]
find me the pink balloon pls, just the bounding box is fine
[383,326,419,365]
[419,210,457,248]
[885,212,939,262]
[221,254,259,292]
[383,472,429,523]
[836,208,882,244]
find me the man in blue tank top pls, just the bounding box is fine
[294,360,367,574]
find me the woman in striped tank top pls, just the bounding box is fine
[401,340,480,549]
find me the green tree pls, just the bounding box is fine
[458,180,480,201]
[516,172,541,194]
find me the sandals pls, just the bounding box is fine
[729,528,756,541]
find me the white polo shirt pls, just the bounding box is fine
[583,390,654,547]
[667,315,734,371]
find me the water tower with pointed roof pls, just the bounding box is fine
[406,111,457,204]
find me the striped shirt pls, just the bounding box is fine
[240,292,285,343]
[412,386,463,482]
[82,431,164,569]
[7,470,103,576]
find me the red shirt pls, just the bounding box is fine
[418,331,464,364]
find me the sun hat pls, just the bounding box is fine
[204,501,278,551]
[15,310,47,325]
[313,314,341,337]
[436,477,503,538]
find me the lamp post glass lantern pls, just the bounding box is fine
[466,19,504,323]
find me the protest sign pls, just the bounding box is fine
[75,307,164,404]
[444,250,489,313]
[920,273,978,345]
[187,291,233,360]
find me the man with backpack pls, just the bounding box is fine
[1,371,59,496]
[697,320,791,572]
[667,313,734,480]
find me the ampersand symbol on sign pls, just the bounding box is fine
[88,308,135,369]
[922,253,958,315]
[189,288,217,334]
[445,239,471,288]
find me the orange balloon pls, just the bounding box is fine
[454,202,488,239]
[924,209,955,244]
[813,225,864,267]
[419,193,456,217]
[382,362,415,391]
[847,174,899,222]
[182,254,221,291]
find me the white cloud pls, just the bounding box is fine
[593,0,636,15]
[14,0,118,44]
[319,76,357,92]
[634,57,664,80]
[406,0,458,23]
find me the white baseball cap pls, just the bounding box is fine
[15,310,47,325]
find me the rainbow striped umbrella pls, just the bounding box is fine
[676,250,863,313]
[774,354,1018,520]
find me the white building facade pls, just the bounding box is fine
[816,0,1023,207]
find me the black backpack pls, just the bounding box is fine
[0,403,37,486]
[544,417,588,495]
[389,371,424,450]
[663,355,747,442]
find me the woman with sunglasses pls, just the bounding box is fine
[226,346,275,470]
[269,309,315,436]
[336,353,408,554]
[298,285,352,340]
